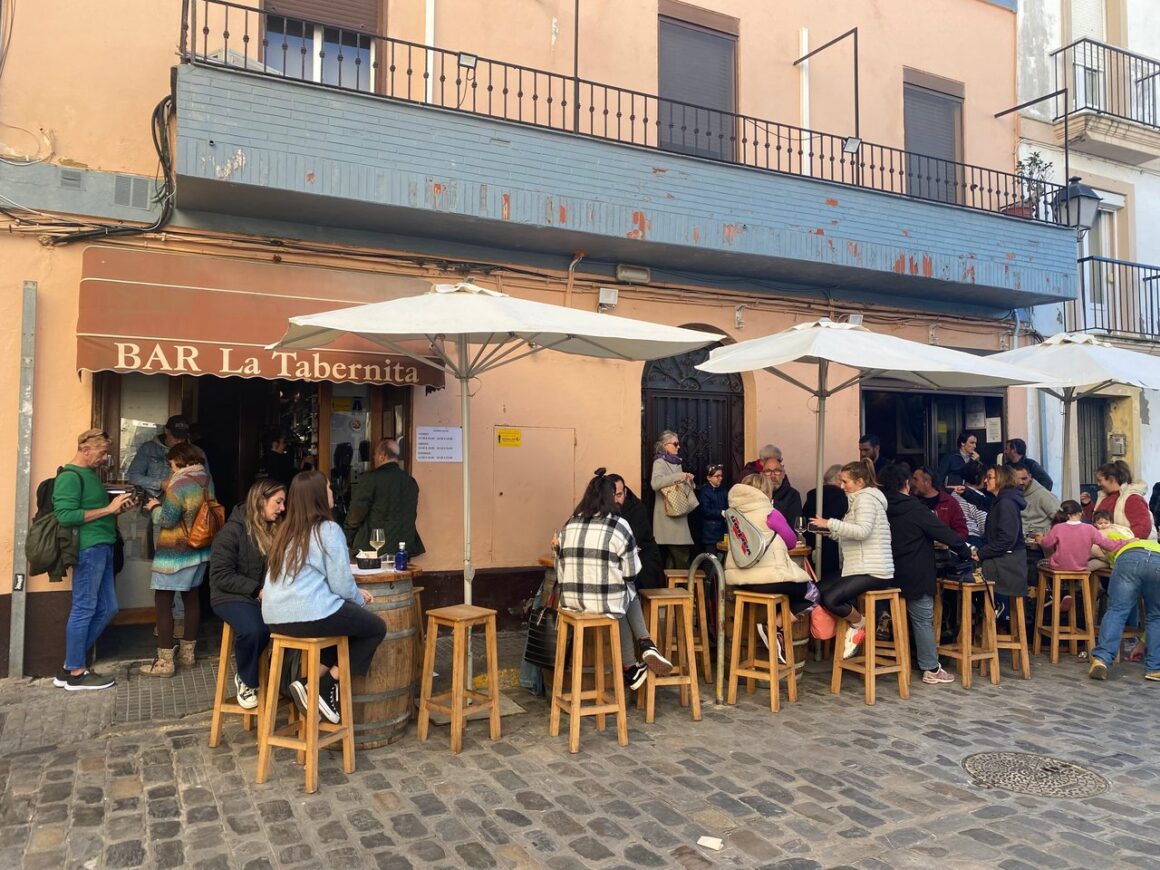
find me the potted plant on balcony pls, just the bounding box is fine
[1003,151,1054,219]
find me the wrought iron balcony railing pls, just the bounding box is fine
[1052,38,1160,129]
[1068,256,1160,339]
[182,0,1065,224]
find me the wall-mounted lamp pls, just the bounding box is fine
[1051,176,1101,239]
[842,136,862,155]
[734,304,746,330]
[457,52,478,70]
[615,263,651,284]
[597,287,619,313]
[845,313,864,325]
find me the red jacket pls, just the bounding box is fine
[922,490,968,540]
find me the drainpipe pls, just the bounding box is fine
[564,251,584,308]
[425,0,436,104]
[1017,307,1054,493]
[799,28,810,177]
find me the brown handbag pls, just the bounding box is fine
[183,485,226,549]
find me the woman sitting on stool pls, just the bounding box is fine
[209,478,286,709]
[262,471,386,724]
[810,459,894,660]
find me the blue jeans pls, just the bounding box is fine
[1093,548,1160,671]
[64,544,119,670]
[906,595,939,672]
[212,600,270,689]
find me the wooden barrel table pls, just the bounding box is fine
[350,566,423,750]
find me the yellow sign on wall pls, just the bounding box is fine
[496,427,522,447]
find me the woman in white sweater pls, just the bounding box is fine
[810,459,894,659]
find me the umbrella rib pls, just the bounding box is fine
[561,334,637,362]
[468,335,502,371]
[361,336,466,379]
[474,344,549,374]
[1075,379,1118,399]
[762,367,818,395]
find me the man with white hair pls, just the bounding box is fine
[742,444,782,477]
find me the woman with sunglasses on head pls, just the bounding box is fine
[209,478,288,710]
[262,471,386,724]
[651,430,695,569]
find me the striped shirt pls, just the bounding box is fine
[557,514,642,617]
[952,492,987,538]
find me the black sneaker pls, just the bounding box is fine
[639,639,674,676]
[53,668,71,688]
[624,663,648,691]
[288,679,310,718]
[317,674,341,724]
[64,669,115,691]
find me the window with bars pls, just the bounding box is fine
[265,15,375,92]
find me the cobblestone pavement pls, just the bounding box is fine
[1,632,1159,870]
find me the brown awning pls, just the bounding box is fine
[78,247,445,388]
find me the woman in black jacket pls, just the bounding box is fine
[804,464,849,579]
[879,464,972,685]
[607,473,665,590]
[973,465,1028,626]
[209,478,286,709]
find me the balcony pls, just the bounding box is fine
[175,0,1077,310]
[1051,38,1160,164]
[1066,256,1160,341]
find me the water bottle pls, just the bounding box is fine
[394,542,408,571]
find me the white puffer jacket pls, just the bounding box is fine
[827,486,893,579]
[723,484,809,586]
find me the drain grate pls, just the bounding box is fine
[962,752,1109,798]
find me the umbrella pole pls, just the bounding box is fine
[813,361,828,579]
[459,338,476,685]
[1061,387,1078,500]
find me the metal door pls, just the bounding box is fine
[1077,397,1108,488]
[641,344,743,501]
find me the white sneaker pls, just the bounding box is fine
[756,623,770,649]
[234,673,259,710]
[842,623,866,660]
[922,666,955,684]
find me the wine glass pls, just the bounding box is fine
[795,516,806,540]
[369,528,386,555]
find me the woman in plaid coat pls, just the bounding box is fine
[557,469,674,691]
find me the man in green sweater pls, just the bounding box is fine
[52,429,135,690]
[344,438,425,560]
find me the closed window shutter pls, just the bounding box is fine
[265,0,378,32]
[904,85,962,204]
[658,17,735,161]
[1070,0,1106,41]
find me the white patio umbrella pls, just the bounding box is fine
[697,318,1048,573]
[991,332,1160,499]
[270,281,723,604]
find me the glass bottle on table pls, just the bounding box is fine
[369,528,386,555]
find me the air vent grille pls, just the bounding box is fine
[59,169,85,190]
[114,175,151,210]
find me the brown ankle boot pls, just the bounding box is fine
[139,647,175,678]
[177,639,196,668]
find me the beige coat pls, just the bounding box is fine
[723,484,809,586]
[651,458,693,546]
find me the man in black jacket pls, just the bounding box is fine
[763,457,803,532]
[879,464,972,686]
[1003,439,1053,492]
[344,439,425,559]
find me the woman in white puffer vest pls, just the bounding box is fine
[724,473,811,661]
[809,458,894,660]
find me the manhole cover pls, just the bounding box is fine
[962,752,1109,798]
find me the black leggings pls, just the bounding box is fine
[268,601,387,676]
[821,573,892,619]
[739,581,813,615]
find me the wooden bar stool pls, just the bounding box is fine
[727,591,797,713]
[989,595,1031,679]
[637,588,701,723]
[417,605,501,755]
[665,569,712,682]
[255,634,355,794]
[209,624,295,748]
[832,589,910,705]
[1034,568,1095,663]
[549,609,628,753]
[934,578,1000,688]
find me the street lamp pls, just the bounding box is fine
[1051,176,1101,237]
